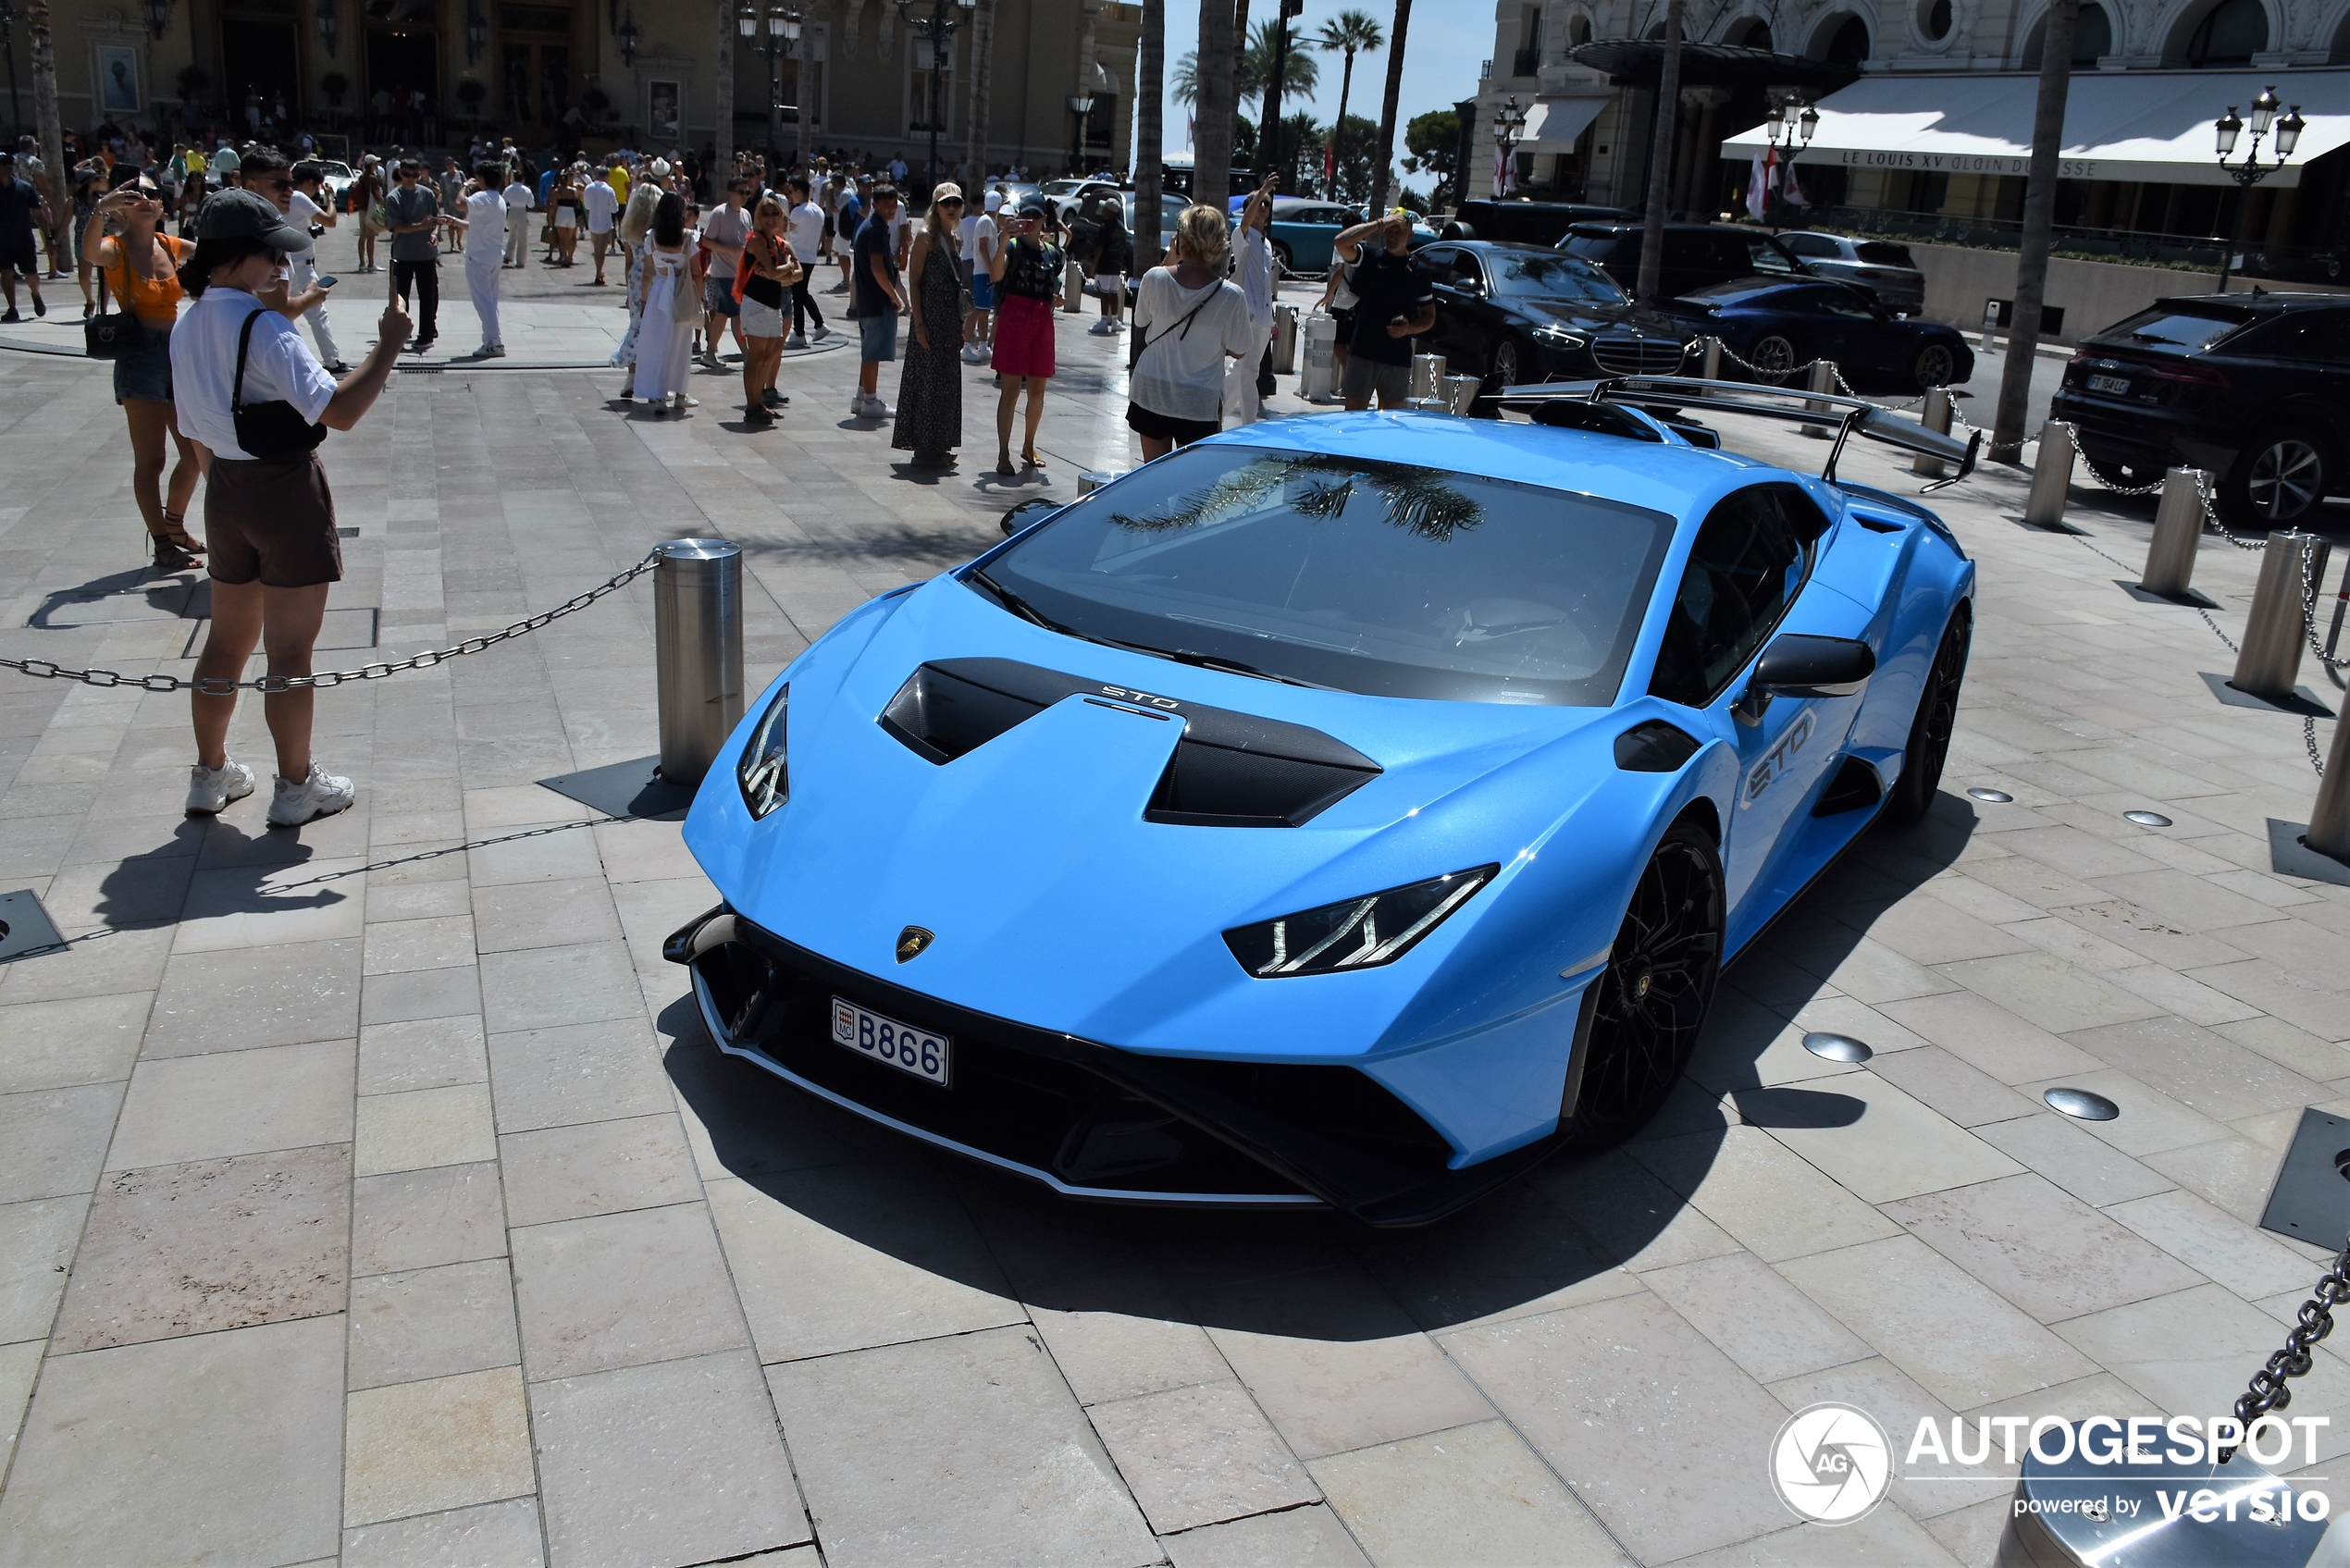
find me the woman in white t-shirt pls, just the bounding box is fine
[1127,204,1258,460]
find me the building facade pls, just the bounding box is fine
[19,0,1138,177]
[1467,0,2348,278]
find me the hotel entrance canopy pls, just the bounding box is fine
[1721,69,2350,189]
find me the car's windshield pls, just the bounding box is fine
[1489,253,1626,303]
[2107,308,2253,351]
[974,444,1676,705]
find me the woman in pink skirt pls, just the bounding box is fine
[986,212,1065,476]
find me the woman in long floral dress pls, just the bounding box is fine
[891,185,965,467]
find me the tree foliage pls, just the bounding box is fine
[1401,108,1461,210]
[1173,19,1321,106]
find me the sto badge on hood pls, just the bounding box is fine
[896,926,935,963]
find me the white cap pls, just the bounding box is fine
[983,190,1003,212]
[649,158,672,177]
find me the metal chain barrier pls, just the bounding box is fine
[2308,717,2327,779]
[0,547,664,696]
[2052,425,2270,552]
[2220,1228,2350,1462]
[2298,547,2350,674]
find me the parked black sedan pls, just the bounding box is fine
[1417,241,1700,391]
[1656,278,1973,395]
[2050,293,2348,527]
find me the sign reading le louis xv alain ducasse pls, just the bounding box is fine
[1823,148,2107,179]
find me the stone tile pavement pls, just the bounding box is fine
[0,280,2347,1567]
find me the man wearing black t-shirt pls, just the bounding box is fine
[0,153,50,322]
[1332,211,1434,411]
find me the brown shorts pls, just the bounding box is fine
[204,453,342,588]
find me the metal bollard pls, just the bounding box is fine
[2139,467,2211,600]
[2310,710,2350,862]
[2232,531,2331,704]
[1912,387,1953,477]
[1701,336,1723,380]
[1299,313,1339,402]
[1409,353,1445,402]
[1441,373,1481,414]
[653,538,744,789]
[1800,360,1836,438]
[2023,420,2077,527]
[1271,303,1299,376]
[1078,469,1121,494]
[1062,257,1084,313]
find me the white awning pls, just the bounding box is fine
[1722,68,2350,189]
[1520,95,1610,153]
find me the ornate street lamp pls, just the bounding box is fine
[1760,95,1815,228]
[1067,91,1095,179]
[315,0,338,56]
[898,0,976,194]
[143,0,170,39]
[466,1,487,65]
[740,4,803,174]
[2212,87,2305,290]
[1490,94,1525,198]
[616,8,640,68]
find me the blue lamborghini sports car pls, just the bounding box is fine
[667,382,1981,1225]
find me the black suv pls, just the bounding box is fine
[1440,200,1631,247]
[1558,223,1808,302]
[2051,293,2349,527]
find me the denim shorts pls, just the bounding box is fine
[859,309,898,363]
[113,321,174,404]
[702,273,739,316]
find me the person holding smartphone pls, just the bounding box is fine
[986,209,1064,474]
[280,158,349,372]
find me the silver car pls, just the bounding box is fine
[1776,231,1927,315]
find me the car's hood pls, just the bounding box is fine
[1507,298,1677,335]
[685,574,1634,1056]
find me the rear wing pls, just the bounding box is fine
[1492,376,1982,492]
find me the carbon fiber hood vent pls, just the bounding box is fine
[878,658,1381,827]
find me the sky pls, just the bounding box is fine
[1149,0,1490,167]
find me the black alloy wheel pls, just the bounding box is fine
[1883,607,1971,827]
[1564,822,1725,1147]
[2225,429,2331,527]
[1748,334,1799,385]
[1913,341,1958,391]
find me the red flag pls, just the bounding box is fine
[1323,136,1335,191]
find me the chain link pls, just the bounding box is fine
[0,547,664,695]
[2051,425,2271,551]
[2221,1229,2350,1462]
[2308,717,2327,779]
[2298,546,2350,674]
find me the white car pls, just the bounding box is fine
[314,160,357,209]
[1775,231,1927,316]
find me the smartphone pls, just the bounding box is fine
[315,275,339,289]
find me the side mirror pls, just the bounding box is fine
[999,498,1058,537]
[1734,634,1874,724]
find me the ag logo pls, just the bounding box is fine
[896,926,934,963]
[1769,1402,1893,1525]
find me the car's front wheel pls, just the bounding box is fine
[1270,240,1295,277]
[2224,428,2333,527]
[1563,821,1724,1148]
[1490,338,1521,389]
[1748,334,1800,384]
[1884,606,1971,827]
[1913,341,1958,390]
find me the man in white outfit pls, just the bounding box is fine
[448,163,508,357]
[284,160,350,371]
[1225,176,1278,426]
[583,167,620,284]
[501,167,532,267]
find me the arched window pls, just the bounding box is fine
[1725,16,1775,48]
[1920,0,1953,41]
[1570,12,1592,45]
[1824,15,1872,64]
[2185,0,2266,62]
[2022,4,2111,67]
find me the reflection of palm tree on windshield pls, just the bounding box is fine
[1108,454,1485,544]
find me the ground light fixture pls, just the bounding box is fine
[1801,1031,1873,1063]
[1967,786,2013,802]
[2122,809,2173,826]
[2045,1087,2121,1120]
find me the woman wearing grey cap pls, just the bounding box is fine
[170,187,412,827]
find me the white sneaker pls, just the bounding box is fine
[267,761,356,827]
[186,759,255,815]
[810,323,832,342]
[863,396,892,419]
[785,333,809,350]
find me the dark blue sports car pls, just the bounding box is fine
[1662,279,1974,396]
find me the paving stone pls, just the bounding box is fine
[1088,1379,1317,1535]
[510,1202,748,1380]
[1157,1502,1372,1568]
[361,962,485,1026]
[0,1315,345,1568]
[106,1040,355,1170]
[2101,1187,2319,1301]
[142,937,363,1056]
[0,1193,86,1343]
[1881,1173,2201,1324]
[488,1017,674,1132]
[174,858,369,954]
[1308,1420,1629,1566]
[0,1080,121,1204]
[0,992,149,1093]
[1640,1249,1874,1384]
[363,914,479,976]
[768,1327,1155,1568]
[344,1365,537,1526]
[358,1014,489,1094]
[342,1495,547,1568]
[528,1349,810,1568]
[479,942,647,1034]
[472,877,624,954]
[1630,1126,1901,1265]
[1738,1070,2022,1204]
[1876,990,2109,1085]
[2066,1014,2327,1121]
[352,1161,509,1278]
[498,1112,699,1228]
[356,1083,499,1176]
[1971,1113,2175,1208]
[1661,1503,1965,1565]
[349,1258,522,1389]
[52,1143,350,1352]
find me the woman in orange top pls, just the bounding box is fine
[83,175,204,572]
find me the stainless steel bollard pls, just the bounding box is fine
[1913,387,1953,477]
[1271,303,1299,376]
[1800,360,1837,438]
[1702,336,1723,380]
[653,538,745,789]
[1441,373,1481,414]
[2139,467,2211,599]
[1062,257,1083,313]
[1078,469,1121,494]
[2232,531,2330,704]
[1409,353,1445,402]
[2310,710,2350,862]
[1299,313,1339,402]
[2023,420,2077,527]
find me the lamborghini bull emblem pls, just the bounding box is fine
[896,926,935,963]
[1744,710,1818,806]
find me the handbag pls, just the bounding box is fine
[1130,272,1217,372]
[83,268,140,361]
[230,308,328,462]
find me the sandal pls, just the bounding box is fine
[151,535,199,574]
[996,454,1017,476]
[1021,450,1046,469]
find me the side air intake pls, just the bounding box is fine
[877,658,1380,826]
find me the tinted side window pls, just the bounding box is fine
[2241,311,2350,363]
[1650,487,1814,707]
[1564,232,1623,264]
[1784,234,1840,258]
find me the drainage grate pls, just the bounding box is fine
[2260,1107,2350,1244]
[0,890,65,961]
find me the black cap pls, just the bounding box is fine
[195,187,310,253]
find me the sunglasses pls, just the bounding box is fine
[938,197,964,206]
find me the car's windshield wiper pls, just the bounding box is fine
[1157,649,1338,689]
[964,572,1335,690]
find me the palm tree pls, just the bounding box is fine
[1314,9,1383,154]
[1135,0,1164,269]
[1367,0,1411,214]
[1193,0,1237,207]
[1171,20,1317,106]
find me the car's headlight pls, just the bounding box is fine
[1224,865,1498,978]
[1533,327,1588,352]
[736,683,788,820]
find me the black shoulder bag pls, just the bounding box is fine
[231,308,329,463]
[1129,273,1218,372]
[83,266,140,361]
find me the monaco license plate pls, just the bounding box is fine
[2087,373,2133,395]
[831,997,951,1086]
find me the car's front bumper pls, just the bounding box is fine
[664,904,1588,1227]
